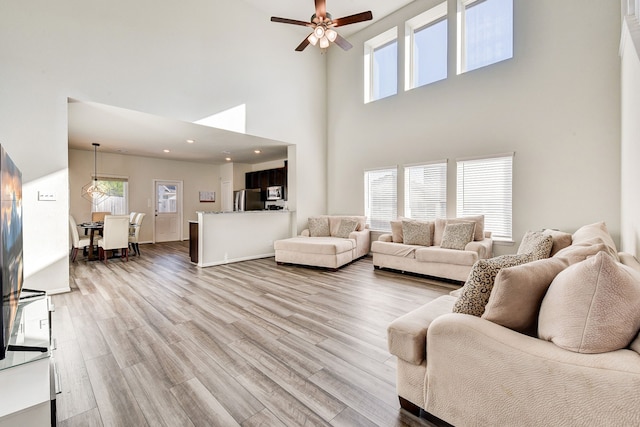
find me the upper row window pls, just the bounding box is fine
[366,0,513,102]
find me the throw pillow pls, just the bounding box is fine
[440,222,475,250]
[482,257,569,335]
[452,253,533,317]
[571,221,619,262]
[553,238,608,265]
[434,215,485,245]
[334,218,359,238]
[631,332,640,354]
[308,216,330,237]
[402,220,433,246]
[538,251,640,354]
[542,229,572,256]
[517,231,553,260]
[390,220,404,243]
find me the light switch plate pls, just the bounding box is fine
[38,191,56,201]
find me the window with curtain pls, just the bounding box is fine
[404,161,447,220]
[91,176,129,215]
[458,0,513,74]
[457,154,512,240]
[405,2,448,91]
[364,28,398,103]
[364,167,397,231]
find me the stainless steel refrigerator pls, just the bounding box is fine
[233,189,263,211]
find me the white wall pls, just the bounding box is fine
[0,0,327,293]
[621,16,640,257]
[326,0,622,254]
[69,149,220,242]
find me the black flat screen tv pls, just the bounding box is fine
[0,146,23,360]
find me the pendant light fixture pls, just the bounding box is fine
[81,143,108,204]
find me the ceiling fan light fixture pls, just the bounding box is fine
[313,26,325,39]
[326,28,337,42]
[319,36,330,49]
[308,33,319,45]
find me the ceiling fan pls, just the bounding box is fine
[271,0,373,51]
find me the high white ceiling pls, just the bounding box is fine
[244,0,415,36]
[68,1,415,165]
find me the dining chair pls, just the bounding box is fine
[129,212,138,223]
[128,213,145,256]
[97,215,130,264]
[69,215,90,262]
[91,211,111,222]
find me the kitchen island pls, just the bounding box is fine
[193,210,295,267]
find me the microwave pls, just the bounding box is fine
[266,186,283,200]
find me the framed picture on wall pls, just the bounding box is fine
[199,191,215,202]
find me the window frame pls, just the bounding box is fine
[456,153,513,241]
[364,166,398,231]
[457,0,514,74]
[404,2,448,91]
[403,160,447,221]
[364,27,399,103]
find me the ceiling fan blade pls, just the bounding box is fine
[332,11,373,27]
[315,0,327,19]
[295,35,312,52]
[333,33,353,51]
[271,16,313,27]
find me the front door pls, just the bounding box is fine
[154,180,182,242]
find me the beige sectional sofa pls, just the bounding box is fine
[387,221,640,426]
[274,215,370,270]
[371,215,493,282]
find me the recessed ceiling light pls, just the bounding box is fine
[186,139,195,144]
[163,149,170,153]
[225,157,231,161]
[254,150,261,154]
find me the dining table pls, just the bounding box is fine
[78,221,138,261]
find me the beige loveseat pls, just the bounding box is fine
[274,215,370,270]
[371,215,493,282]
[387,222,640,426]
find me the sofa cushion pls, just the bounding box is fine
[552,238,608,265]
[440,222,475,250]
[334,218,359,238]
[538,251,640,354]
[391,220,404,243]
[482,257,568,335]
[402,220,433,246]
[517,231,553,260]
[434,215,484,245]
[542,229,572,256]
[571,221,619,262]
[371,241,417,259]
[308,217,330,237]
[452,254,533,317]
[329,216,366,235]
[387,295,457,365]
[631,333,640,354]
[274,236,354,255]
[415,246,479,266]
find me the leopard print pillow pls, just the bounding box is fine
[517,231,554,260]
[452,253,534,316]
[308,217,330,237]
[440,222,475,250]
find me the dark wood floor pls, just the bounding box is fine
[53,242,456,427]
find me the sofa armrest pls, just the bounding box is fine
[425,313,640,426]
[349,228,371,258]
[619,251,640,272]
[464,238,493,259]
[378,233,393,242]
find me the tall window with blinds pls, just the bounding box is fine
[456,154,512,240]
[364,167,397,231]
[404,162,447,220]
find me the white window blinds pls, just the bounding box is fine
[404,162,447,220]
[364,167,397,231]
[457,154,512,240]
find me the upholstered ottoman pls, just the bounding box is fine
[274,236,356,270]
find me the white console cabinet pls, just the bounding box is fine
[0,291,57,426]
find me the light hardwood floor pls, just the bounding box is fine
[53,242,456,426]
